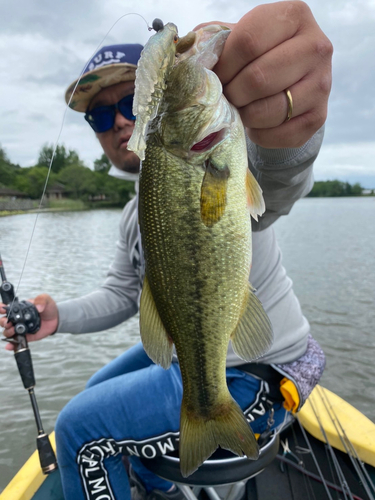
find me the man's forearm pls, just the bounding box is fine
[57,288,138,334]
[247,126,324,231]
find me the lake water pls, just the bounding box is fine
[0,197,374,491]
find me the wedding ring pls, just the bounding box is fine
[285,89,293,122]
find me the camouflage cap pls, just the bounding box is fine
[65,44,143,112]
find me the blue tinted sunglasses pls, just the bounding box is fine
[85,94,135,133]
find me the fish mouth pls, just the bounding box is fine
[191,129,225,152]
[176,31,196,55]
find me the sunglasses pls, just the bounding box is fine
[84,94,135,133]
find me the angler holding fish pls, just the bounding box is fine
[1,3,332,499]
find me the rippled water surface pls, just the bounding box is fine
[0,198,374,491]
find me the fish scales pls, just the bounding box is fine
[140,136,251,412]
[132,23,273,477]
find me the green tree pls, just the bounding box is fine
[96,172,135,204]
[0,145,9,163]
[92,153,135,204]
[351,183,363,196]
[37,144,85,173]
[57,165,97,199]
[0,144,21,188]
[308,180,364,197]
[94,154,111,173]
[14,166,57,199]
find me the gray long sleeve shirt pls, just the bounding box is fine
[57,127,324,365]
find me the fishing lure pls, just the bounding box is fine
[127,22,180,161]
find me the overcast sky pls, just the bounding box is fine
[0,0,374,187]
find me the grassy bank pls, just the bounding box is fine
[0,198,127,217]
[46,199,87,210]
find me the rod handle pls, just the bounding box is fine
[37,434,58,474]
[15,347,35,389]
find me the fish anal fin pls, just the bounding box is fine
[179,394,259,477]
[200,159,229,227]
[246,169,265,222]
[231,284,273,361]
[139,276,173,369]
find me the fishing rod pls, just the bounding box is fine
[305,395,355,500]
[0,253,58,474]
[316,386,375,500]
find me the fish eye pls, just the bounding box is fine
[174,35,179,43]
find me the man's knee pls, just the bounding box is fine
[55,392,88,451]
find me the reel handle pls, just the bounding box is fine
[0,280,15,305]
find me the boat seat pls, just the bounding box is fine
[141,431,280,500]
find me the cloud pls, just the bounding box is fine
[0,0,374,189]
[314,141,375,188]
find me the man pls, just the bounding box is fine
[1,3,332,499]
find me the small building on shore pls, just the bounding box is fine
[46,182,66,200]
[0,187,29,199]
[0,187,36,211]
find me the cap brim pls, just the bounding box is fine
[65,63,137,113]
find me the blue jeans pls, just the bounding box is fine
[55,342,286,500]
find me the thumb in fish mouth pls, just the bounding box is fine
[176,31,196,54]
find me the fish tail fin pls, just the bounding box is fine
[179,395,259,477]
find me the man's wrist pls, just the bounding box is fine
[246,126,325,169]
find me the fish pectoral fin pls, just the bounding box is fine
[139,276,173,369]
[231,284,273,361]
[200,159,229,227]
[179,395,259,477]
[246,169,265,222]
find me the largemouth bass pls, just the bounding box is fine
[129,22,273,477]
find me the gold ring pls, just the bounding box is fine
[285,89,293,122]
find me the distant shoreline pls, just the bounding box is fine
[0,207,88,218]
[0,199,127,217]
[1,195,373,218]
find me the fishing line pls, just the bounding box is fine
[277,406,317,500]
[8,12,151,315]
[316,386,375,500]
[296,415,334,500]
[306,396,355,500]
[276,456,365,500]
[308,395,352,500]
[323,441,341,500]
[317,385,375,497]
[289,419,317,500]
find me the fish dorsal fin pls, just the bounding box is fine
[200,159,230,227]
[231,284,273,361]
[246,169,265,222]
[139,276,174,369]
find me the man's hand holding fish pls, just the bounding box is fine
[196,0,333,149]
